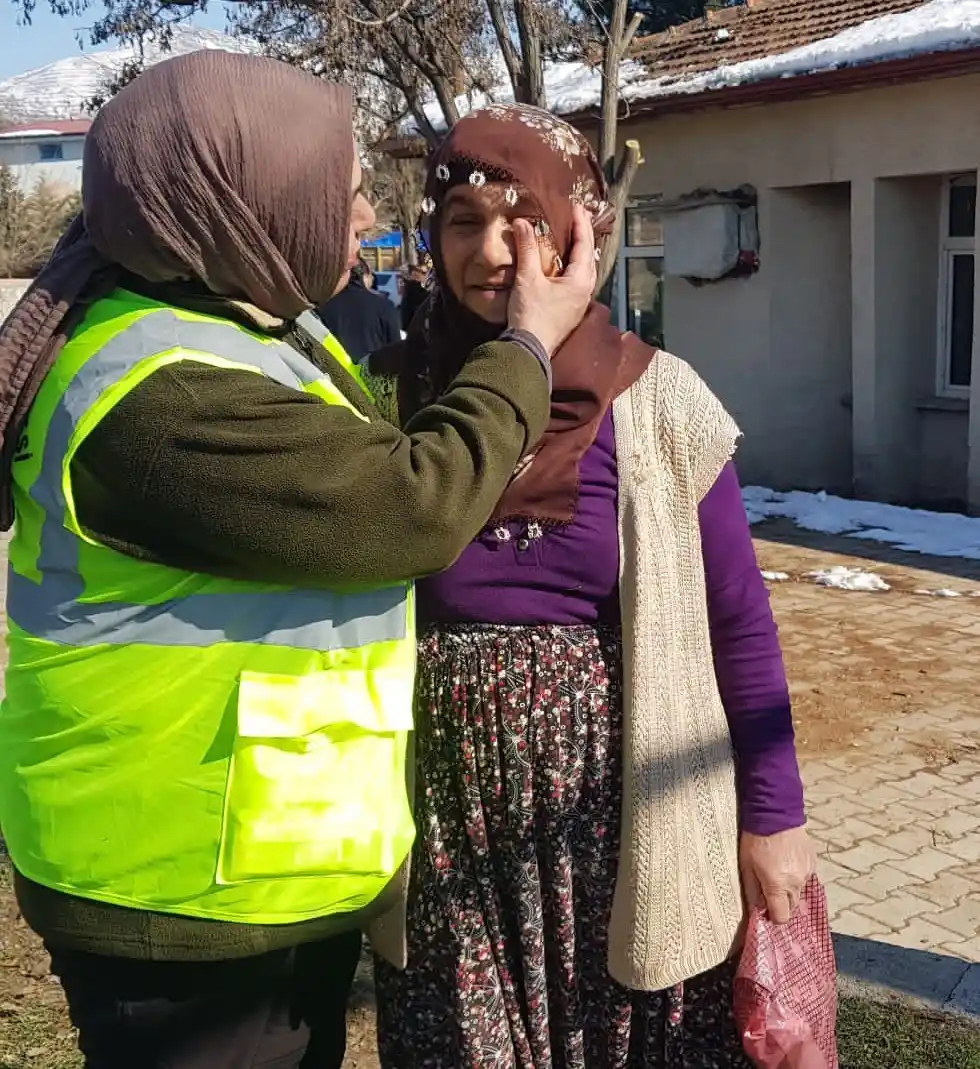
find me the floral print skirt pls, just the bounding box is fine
[374,624,751,1069]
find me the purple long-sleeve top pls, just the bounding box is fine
[417,410,805,837]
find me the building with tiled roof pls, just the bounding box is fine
[594,0,980,514]
[631,0,928,86]
[0,118,91,194]
[560,0,980,119]
[0,120,93,137]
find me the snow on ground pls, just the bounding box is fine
[807,566,891,592]
[743,486,980,561]
[760,570,790,582]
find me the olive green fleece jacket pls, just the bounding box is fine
[13,328,550,962]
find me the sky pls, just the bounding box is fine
[0,0,232,80]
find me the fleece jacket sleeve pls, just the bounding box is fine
[69,340,549,588]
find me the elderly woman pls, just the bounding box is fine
[365,104,814,1069]
[0,60,597,1069]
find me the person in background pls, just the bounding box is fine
[399,261,430,332]
[364,104,813,1069]
[359,258,377,289]
[318,258,402,362]
[0,59,597,1069]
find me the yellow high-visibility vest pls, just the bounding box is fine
[0,289,415,925]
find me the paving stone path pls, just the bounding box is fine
[755,521,980,969]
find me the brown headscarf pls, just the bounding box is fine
[0,49,354,528]
[400,104,652,525]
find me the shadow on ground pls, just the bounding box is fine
[835,933,979,1014]
[754,518,980,585]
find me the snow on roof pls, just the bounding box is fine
[630,0,927,83]
[0,120,91,139]
[0,128,61,138]
[406,0,980,134]
[404,60,611,137]
[619,0,980,106]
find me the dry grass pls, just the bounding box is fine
[0,166,79,279]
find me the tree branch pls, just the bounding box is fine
[346,0,416,27]
[596,138,643,296]
[372,60,443,146]
[621,9,643,55]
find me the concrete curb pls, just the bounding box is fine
[949,963,980,1019]
[834,934,980,1022]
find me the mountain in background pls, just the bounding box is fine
[0,27,257,122]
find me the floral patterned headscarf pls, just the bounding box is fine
[403,104,653,526]
[419,103,613,272]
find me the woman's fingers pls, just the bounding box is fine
[512,217,544,286]
[563,203,597,282]
[507,207,597,357]
[739,827,814,924]
[766,889,794,925]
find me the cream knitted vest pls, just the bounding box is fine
[607,351,743,990]
[368,351,745,991]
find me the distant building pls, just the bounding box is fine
[0,119,91,194]
[360,229,404,272]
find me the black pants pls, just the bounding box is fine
[47,931,363,1069]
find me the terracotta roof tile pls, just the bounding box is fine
[0,119,92,137]
[631,0,927,80]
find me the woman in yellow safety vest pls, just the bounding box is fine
[0,51,596,1069]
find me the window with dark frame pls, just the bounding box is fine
[948,255,975,389]
[616,205,664,348]
[939,175,976,394]
[38,142,63,162]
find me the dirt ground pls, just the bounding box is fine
[0,863,382,1069]
[753,527,980,773]
[2,528,979,1067]
[0,864,80,1069]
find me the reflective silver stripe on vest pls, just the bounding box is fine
[289,311,335,384]
[8,309,406,651]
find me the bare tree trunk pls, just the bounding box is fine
[398,208,420,265]
[596,0,644,302]
[485,0,525,100]
[389,19,461,130]
[408,103,442,150]
[430,73,462,127]
[513,0,545,106]
[596,139,643,303]
[394,78,442,148]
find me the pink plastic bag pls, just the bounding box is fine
[733,874,839,1069]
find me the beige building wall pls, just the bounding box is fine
[622,72,980,508]
[0,136,85,195]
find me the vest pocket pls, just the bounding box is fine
[216,669,415,887]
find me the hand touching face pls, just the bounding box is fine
[439,183,558,325]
